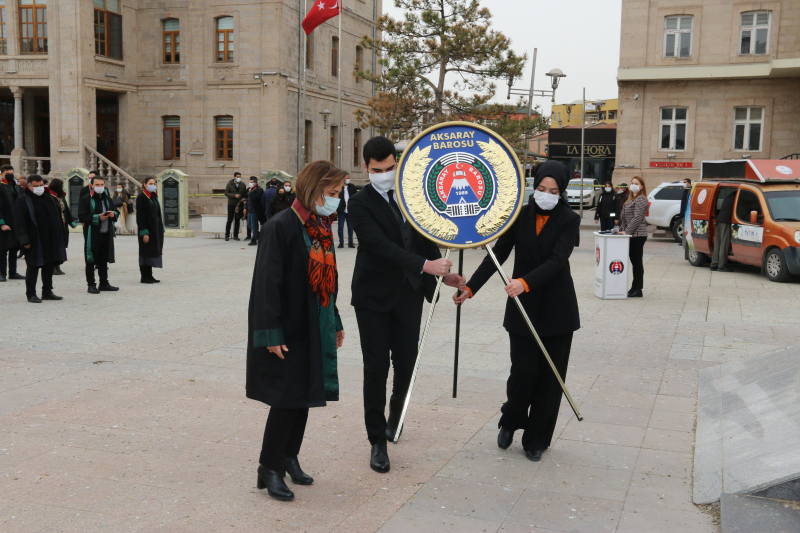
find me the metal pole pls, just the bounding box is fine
[297,0,304,172]
[580,87,585,220]
[393,249,452,442]
[522,48,537,170]
[452,249,464,398]
[337,4,343,167]
[485,246,584,421]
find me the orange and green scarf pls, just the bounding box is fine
[304,214,336,308]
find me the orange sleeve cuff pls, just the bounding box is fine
[465,286,474,298]
[519,278,530,293]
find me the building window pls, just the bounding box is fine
[733,107,763,151]
[215,115,233,160]
[608,110,617,120]
[331,36,339,77]
[355,45,363,83]
[305,34,313,69]
[216,16,234,62]
[740,11,770,55]
[664,15,692,58]
[329,125,338,163]
[93,0,122,60]
[353,128,361,167]
[163,18,180,64]
[0,1,7,55]
[163,116,180,160]
[20,0,47,54]
[660,107,687,150]
[304,120,312,165]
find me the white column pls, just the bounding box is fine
[11,86,24,153]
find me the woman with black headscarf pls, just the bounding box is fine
[454,160,581,463]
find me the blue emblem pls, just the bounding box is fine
[396,122,524,249]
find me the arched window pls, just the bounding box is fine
[216,16,234,62]
[163,18,179,64]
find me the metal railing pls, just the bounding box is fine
[21,156,52,176]
[780,153,800,160]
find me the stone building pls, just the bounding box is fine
[615,0,800,185]
[0,0,379,212]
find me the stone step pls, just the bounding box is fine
[188,209,201,219]
[720,494,800,533]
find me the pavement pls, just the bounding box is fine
[2,217,800,532]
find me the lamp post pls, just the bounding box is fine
[320,109,332,129]
[507,48,565,174]
[579,95,607,220]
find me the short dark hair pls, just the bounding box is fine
[28,174,44,185]
[0,164,13,172]
[683,178,692,183]
[363,136,397,167]
[233,172,242,177]
[250,176,258,183]
[143,176,156,186]
[50,178,65,196]
[91,175,105,184]
[88,169,98,176]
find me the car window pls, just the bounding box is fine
[654,186,684,201]
[735,190,763,222]
[764,190,800,221]
[716,187,737,211]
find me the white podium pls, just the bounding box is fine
[594,232,632,300]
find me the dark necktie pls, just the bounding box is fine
[387,190,404,224]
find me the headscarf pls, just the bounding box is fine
[533,161,569,194]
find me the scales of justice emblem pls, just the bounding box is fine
[389,122,584,444]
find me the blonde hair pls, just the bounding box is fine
[624,175,647,207]
[295,161,347,211]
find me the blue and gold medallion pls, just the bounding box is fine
[396,122,524,249]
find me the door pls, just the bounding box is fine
[689,183,718,254]
[96,97,119,165]
[34,97,50,175]
[730,188,766,266]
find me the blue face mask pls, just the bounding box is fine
[315,195,340,217]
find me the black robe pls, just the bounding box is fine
[136,191,164,258]
[13,189,66,267]
[246,207,342,409]
[0,179,20,251]
[56,196,77,249]
[78,189,118,264]
[466,201,581,338]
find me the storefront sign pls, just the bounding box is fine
[548,144,615,158]
[650,161,694,168]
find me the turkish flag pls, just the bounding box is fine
[302,0,341,35]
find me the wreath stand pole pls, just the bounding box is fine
[452,249,463,398]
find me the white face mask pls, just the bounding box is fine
[248,182,255,189]
[147,184,157,193]
[604,187,612,193]
[369,169,396,192]
[235,177,241,183]
[630,184,641,193]
[94,186,105,195]
[345,178,351,185]
[33,186,45,196]
[116,188,123,192]
[284,186,291,192]
[533,190,560,211]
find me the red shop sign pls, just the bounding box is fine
[650,161,694,168]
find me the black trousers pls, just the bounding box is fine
[629,236,647,291]
[355,282,424,444]
[225,204,240,237]
[1,247,18,275]
[25,260,55,298]
[85,235,110,285]
[337,212,354,245]
[140,265,153,280]
[259,407,309,470]
[500,331,574,452]
[599,217,615,231]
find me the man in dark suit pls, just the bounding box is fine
[337,174,358,248]
[349,136,464,474]
[79,170,99,198]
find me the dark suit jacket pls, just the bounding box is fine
[465,201,581,338]
[337,183,358,214]
[348,184,442,312]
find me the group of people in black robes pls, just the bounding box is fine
[0,166,165,301]
[247,137,581,502]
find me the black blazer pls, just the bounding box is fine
[337,183,358,214]
[348,184,441,312]
[466,201,581,338]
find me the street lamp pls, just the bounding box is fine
[507,48,566,170]
[320,109,332,129]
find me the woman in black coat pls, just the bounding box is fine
[136,177,165,284]
[455,160,581,462]
[594,180,618,231]
[247,160,346,501]
[48,179,78,275]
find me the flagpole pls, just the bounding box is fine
[337,1,343,167]
[297,0,304,172]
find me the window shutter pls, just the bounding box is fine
[109,12,122,59]
[164,116,180,128]
[163,18,179,32]
[163,128,173,160]
[216,116,233,128]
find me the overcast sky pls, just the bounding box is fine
[384,0,623,113]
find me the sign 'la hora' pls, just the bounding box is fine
[396,122,525,249]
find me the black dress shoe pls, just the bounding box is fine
[718,267,733,273]
[256,465,294,501]
[99,283,119,291]
[497,427,514,450]
[27,295,42,303]
[0,274,6,282]
[284,456,313,485]
[370,441,390,473]
[225,235,230,241]
[525,450,543,462]
[709,266,718,271]
[338,243,344,248]
[54,265,65,275]
[628,289,643,298]
[88,284,100,294]
[233,236,241,241]
[141,277,155,284]
[385,421,403,442]
[248,241,258,246]
[9,273,25,280]
[42,292,63,301]
[348,243,356,248]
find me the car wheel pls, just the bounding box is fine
[688,249,708,267]
[671,218,684,243]
[764,248,791,282]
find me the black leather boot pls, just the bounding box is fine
[256,465,294,501]
[284,456,313,485]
